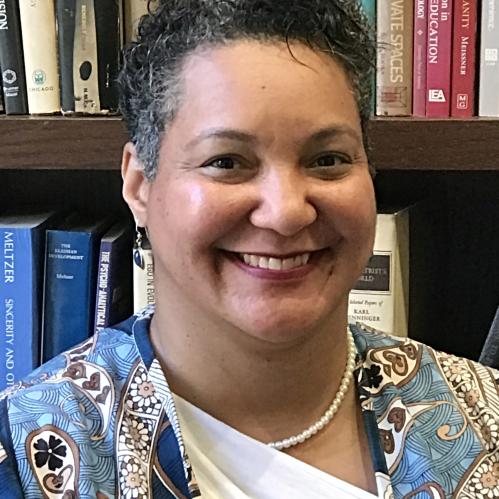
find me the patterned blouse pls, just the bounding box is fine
[0,307,498,498]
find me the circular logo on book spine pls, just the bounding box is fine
[2,69,17,85]
[32,69,46,86]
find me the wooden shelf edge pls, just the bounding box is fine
[1,116,499,171]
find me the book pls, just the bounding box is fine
[0,212,58,390]
[0,0,28,114]
[42,215,112,362]
[348,208,409,337]
[450,0,478,117]
[93,221,133,333]
[133,233,155,312]
[479,306,499,368]
[376,0,414,116]
[425,0,453,117]
[413,0,427,116]
[18,0,60,114]
[360,0,376,114]
[56,0,122,114]
[124,0,158,43]
[479,0,499,116]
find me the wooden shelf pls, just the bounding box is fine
[1,115,499,171]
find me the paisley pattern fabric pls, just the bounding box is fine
[0,309,497,498]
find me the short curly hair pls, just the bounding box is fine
[118,0,375,180]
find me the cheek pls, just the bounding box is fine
[148,179,250,248]
[330,177,376,248]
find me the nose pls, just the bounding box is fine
[249,167,318,237]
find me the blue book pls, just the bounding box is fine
[0,212,58,390]
[93,221,133,334]
[42,215,113,362]
[360,0,376,114]
[479,307,499,369]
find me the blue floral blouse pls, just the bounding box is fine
[0,307,498,498]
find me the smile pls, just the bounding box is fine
[237,253,311,270]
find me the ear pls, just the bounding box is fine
[121,142,151,227]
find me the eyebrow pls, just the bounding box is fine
[184,123,361,150]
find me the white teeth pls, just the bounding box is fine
[239,253,311,270]
[268,258,282,270]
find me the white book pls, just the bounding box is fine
[376,0,414,116]
[348,209,409,337]
[124,0,158,43]
[18,0,60,114]
[479,0,499,116]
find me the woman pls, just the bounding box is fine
[0,1,498,498]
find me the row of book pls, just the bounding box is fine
[1,1,497,118]
[0,211,154,392]
[0,0,156,115]
[0,202,434,391]
[363,0,497,117]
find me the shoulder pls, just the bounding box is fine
[351,326,499,496]
[351,321,499,396]
[0,315,142,497]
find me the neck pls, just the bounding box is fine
[150,290,351,444]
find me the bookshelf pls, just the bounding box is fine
[1,116,499,170]
[2,116,499,360]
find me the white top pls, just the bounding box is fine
[173,394,378,499]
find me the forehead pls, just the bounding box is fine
[174,40,361,136]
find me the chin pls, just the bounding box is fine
[233,307,336,346]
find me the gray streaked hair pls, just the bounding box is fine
[118,0,376,180]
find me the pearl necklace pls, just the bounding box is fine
[267,330,356,451]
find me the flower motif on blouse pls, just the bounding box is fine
[365,364,383,389]
[469,455,499,499]
[126,368,161,416]
[464,389,481,408]
[33,435,67,471]
[477,411,499,450]
[119,455,148,499]
[440,356,473,386]
[119,414,153,460]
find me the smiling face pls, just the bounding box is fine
[124,40,376,344]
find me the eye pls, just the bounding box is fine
[312,153,350,169]
[203,156,241,170]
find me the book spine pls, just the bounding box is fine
[413,0,428,116]
[360,0,376,114]
[42,231,95,361]
[93,240,112,333]
[56,0,76,113]
[479,0,499,116]
[426,0,453,117]
[94,0,121,113]
[0,0,28,114]
[133,247,155,312]
[18,0,60,114]
[376,0,414,116]
[451,0,478,117]
[0,228,41,390]
[348,212,409,337]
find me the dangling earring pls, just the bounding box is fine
[133,224,146,270]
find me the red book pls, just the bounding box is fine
[426,0,453,117]
[413,0,428,116]
[450,0,478,117]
